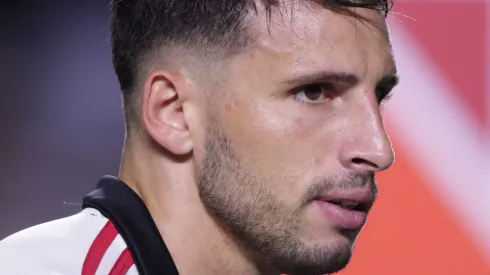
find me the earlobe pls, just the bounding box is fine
[141,71,194,156]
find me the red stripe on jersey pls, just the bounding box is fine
[82,221,119,275]
[109,248,135,275]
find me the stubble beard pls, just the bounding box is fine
[197,121,353,275]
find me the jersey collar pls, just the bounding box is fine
[82,176,179,275]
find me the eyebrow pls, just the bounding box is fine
[282,71,400,87]
[282,71,360,86]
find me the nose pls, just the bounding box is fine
[339,96,395,173]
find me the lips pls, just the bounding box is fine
[316,188,375,210]
[314,188,375,230]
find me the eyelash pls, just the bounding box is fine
[377,87,395,107]
[289,83,335,105]
[289,83,395,106]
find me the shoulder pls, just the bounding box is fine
[0,208,111,274]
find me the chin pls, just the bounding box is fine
[270,233,355,275]
[304,220,361,245]
[337,227,363,242]
[309,230,355,255]
[277,241,354,275]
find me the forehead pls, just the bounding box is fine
[245,2,396,80]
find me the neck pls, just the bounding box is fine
[119,141,260,275]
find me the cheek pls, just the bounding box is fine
[222,99,338,194]
[253,101,339,158]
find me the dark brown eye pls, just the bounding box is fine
[293,83,333,104]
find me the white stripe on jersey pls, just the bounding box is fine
[96,234,128,275]
[125,264,139,275]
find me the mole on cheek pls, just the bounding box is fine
[225,104,232,112]
[224,101,241,112]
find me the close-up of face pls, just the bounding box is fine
[195,2,398,275]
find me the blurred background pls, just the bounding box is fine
[0,0,488,274]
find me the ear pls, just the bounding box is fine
[141,71,193,155]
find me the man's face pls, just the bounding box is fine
[197,3,397,275]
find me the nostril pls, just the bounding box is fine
[352,158,379,169]
[352,158,364,164]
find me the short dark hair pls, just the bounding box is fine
[110,0,393,132]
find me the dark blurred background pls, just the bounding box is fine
[1,1,489,274]
[0,0,124,238]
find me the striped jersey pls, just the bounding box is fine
[0,176,179,275]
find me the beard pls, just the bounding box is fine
[196,121,371,275]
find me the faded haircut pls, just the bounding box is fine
[110,0,393,133]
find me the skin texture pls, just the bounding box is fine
[119,2,397,275]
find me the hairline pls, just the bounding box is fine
[122,2,390,137]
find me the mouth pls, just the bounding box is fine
[313,189,375,231]
[325,199,369,212]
